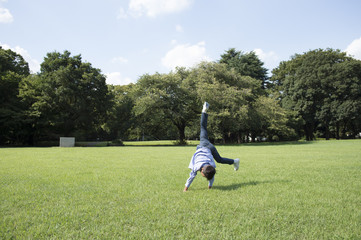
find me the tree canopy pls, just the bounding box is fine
[19,51,110,143]
[0,47,30,144]
[271,48,361,140]
[132,68,198,144]
[220,48,268,89]
[1,47,361,145]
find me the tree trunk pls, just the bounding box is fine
[304,123,314,141]
[335,122,340,140]
[325,125,330,140]
[237,131,243,144]
[176,123,186,145]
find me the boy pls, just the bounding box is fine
[183,102,240,192]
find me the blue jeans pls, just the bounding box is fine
[197,113,234,165]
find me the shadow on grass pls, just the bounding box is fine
[123,140,316,147]
[238,141,315,147]
[213,179,291,191]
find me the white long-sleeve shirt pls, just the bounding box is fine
[185,147,216,188]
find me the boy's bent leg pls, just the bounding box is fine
[209,144,234,165]
[211,144,239,170]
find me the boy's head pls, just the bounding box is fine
[201,165,216,180]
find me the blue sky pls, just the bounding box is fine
[1,0,361,85]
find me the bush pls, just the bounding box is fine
[107,139,124,146]
[272,135,280,142]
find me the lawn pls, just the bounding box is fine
[1,140,360,239]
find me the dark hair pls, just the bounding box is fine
[203,165,216,180]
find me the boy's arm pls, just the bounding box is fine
[208,176,215,189]
[184,171,197,191]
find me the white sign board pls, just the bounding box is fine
[59,137,75,147]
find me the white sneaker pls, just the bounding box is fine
[202,102,209,113]
[234,158,240,171]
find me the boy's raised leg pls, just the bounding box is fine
[199,102,210,145]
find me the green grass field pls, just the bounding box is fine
[1,140,360,239]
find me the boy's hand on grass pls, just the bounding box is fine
[183,186,188,192]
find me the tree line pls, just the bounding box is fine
[1,46,361,145]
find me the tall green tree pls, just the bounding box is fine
[104,84,135,140]
[253,95,299,141]
[220,48,268,89]
[133,68,198,144]
[271,48,361,140]
[0,47,30,144]
[187,62,260,143]
[19,50,111,142]
[325,58,361,138]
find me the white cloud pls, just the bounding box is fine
[175,24,183,33]
[13,47,40,73]
[345,36,361,60]
[0,43,40,73]
[111,56,129,64]
[117,7,128,19]
[253,48,280,71]
[0,7,13,23]
[119,0,193,18]
[162,41,211,70]
[105,72,134,86]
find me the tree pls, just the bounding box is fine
[133,68,198,144]
[327,59,361,138]
[104,84,135,140]
[0,46,30,144]
[271,48,361,140]
[253,95,299,141]
[220,48,268,89]
[186,62,260,143]
[19,50,111,142]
